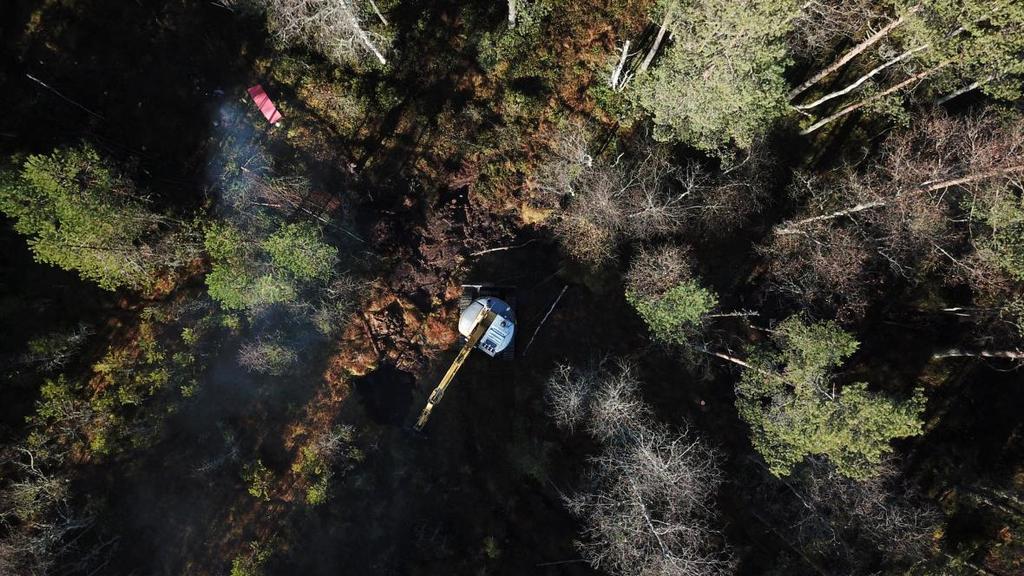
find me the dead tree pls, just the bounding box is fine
[931,348,1024,361]
[794,41,933,110]
[624,244,692,300]
[789,3,921,100]
[800,60,952,135]
[609,41,632,91]
[546,361,733,576]
[257,0,388,65]
[638,5,673,74]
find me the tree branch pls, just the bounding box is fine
[788,5,920,100]
[800,60,951,136]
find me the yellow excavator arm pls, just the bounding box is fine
[413,306,497,432]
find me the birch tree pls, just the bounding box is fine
[0,447,108,575]
[255,0,389,66]
[547,361,733,576]
[786,0,888,69]
[788,3,921,100]
[796,0,1024,133]
[766,111,1024,319]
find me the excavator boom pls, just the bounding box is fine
[413,307,497,431]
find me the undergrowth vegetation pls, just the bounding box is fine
[0,0,1022,575]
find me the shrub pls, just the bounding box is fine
[242,460,273,501]
[626,280,718,345]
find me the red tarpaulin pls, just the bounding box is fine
[247,84,282,124]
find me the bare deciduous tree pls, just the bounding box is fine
[546,361,732,576]
[0,447,111,575]
[567,424,731,576]
[585,363,650,442]
[545,363,597,434]
[540,133,709,265]
[534,123,593,197]
[787,0,886,66]
[700,137,777,232]
[761,220,876,321]
[798,458,940,563]
[744,457,940,573]
[625,244,692,300]
[766,111,1024,319]
[238,336,299,375]
[253,0,389,66]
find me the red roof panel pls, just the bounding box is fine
[247,84,282,124]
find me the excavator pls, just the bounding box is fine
[413,287,515,432]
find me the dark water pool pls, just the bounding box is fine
[353,363,416,425]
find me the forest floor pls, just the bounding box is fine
[2,0,1022,575]
[1,0,660,574]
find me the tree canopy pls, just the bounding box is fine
[901,0,1024,101]
[204,221,337,311]
[632,0,799,152]
[626,280,718,345]
[0,146,171,290]
[736,317,926,479]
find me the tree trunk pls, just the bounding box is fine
[932,348,1024,360]
[795,42,931,110]
[638,9,672,74]
[696,346,755,370]
[788,5,921,100]
[776,164,1024,233]
[352,16,386,65]
[800,60,951,135]
[610,40,631,90]
[776,200,887,234]
[368,0,388,26]
[919,165,1024,192]
[936,75,994,105]
[508,0,517,27]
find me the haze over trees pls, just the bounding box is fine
[1,0,1023,575]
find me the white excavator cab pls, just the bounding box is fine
[458,296,515,357]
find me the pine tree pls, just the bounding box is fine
[204,221,337,311]
[632,0,799,153]
[736,316,926,479]
[0,146,176,290]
